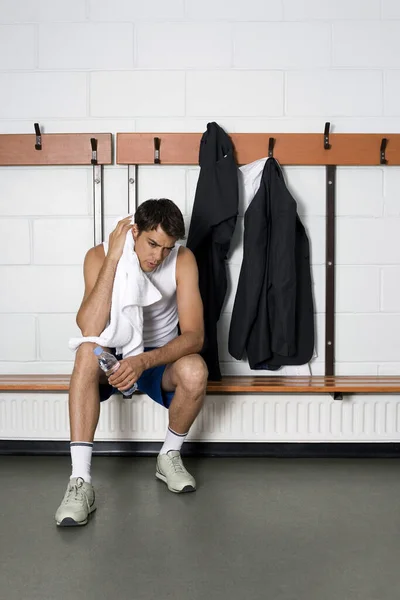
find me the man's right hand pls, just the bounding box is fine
[107,216,134,262]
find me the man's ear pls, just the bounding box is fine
[132,223,139,239]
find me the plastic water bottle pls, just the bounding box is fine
[93,347,138,396]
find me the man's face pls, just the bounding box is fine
[132,224,177,273]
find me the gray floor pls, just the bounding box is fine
[1,456,400,600]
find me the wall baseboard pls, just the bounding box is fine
[1,441,400,458]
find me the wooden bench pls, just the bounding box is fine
[1,375,400,398]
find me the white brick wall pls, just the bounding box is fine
[286,71,383,117]
[0,73,87,118]
[136,22,232,69]
[38,23,135,70]
[90,71,185,117]
[0,25,35,70]
[233,23,331,69]
[186,71,284,117]
[0,0,399,441]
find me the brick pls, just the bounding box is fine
[287,70,382,117]
[0,73,87,118]
[0,168,90,216]
[333,22,400,68]
[384,168,400,216]
[186,71,284,117]
[232,116,400,134]
[138,167,187,215]
[336,363,378,375]
[336,267,380,313]
[137,22,231,69]
[185,0,282,20]
[337,168,383,217]
[39,23,134,70]
[0,25,35,69]
[0,266,83,313]
[29,119,135,133]
[337,315,400,362]
[0,315,36,361]
[381,267,400,312]
[38,314,81,361]
[313,313,325,364]
[337,218,400,264]
[301,216,325,265]
[378,363,400,375]
[0,0,87,22]
[0,1,36,22]
[234,23,330,69]
[283,0,380,20]
[90,71,185,117]
[0,219,30,264]
[382,0,400,19]
[187,168,200,215]
[284,167,325,216]
[103,166,129,217]
[33,218,93,265]
[384,71,400,116]
[311,264,325,314]
[88,0,184,20]
[37,0,87,21]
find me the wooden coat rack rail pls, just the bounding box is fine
[116,132,399,166]
[0,132,112,166]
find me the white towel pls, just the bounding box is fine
[69,216,162,358]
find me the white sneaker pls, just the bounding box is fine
[55,477,96,527]
[156,450,196,493]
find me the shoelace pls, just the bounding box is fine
[65,478,90,511]
[170,454,185,474]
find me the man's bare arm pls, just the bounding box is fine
[140,247,204,370]
[76,217,133,336]
[76,247,116,336]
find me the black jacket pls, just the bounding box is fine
[228,158,314,369]
[187,122,238,380]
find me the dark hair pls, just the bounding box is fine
[134,198,185,240]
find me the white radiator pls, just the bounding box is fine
[1,393,400,442]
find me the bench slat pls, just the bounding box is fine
[0,375,400,393]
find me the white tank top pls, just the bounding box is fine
[103,240,179,349]
[142,245,179,347]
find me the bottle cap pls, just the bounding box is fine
[93,347,103,356]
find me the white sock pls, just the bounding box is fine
[70,442,93,483]
[159,427,188,455]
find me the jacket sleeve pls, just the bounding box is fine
[267,165,297,356]
[228,197,267,360]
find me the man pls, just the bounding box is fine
[55,199,207,527]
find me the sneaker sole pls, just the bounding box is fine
[155,471,196,493]
[56,505,96,527]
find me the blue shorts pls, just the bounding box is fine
[98,347,175,409]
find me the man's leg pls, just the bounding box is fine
[55,342,104,526]
[156,354,208,493]
[69,342,104,443]
[162,353,208,433]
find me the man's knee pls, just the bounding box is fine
[73,343,101,376]
[174,354,208,392]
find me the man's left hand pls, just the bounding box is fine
[108,355,145,392]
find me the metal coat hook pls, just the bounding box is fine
[380,138,388,165]
[154,137,161,164]
[90,138,98,165]
[34,123,42,150]
[324,122,331,149]
[268,137,275,158]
